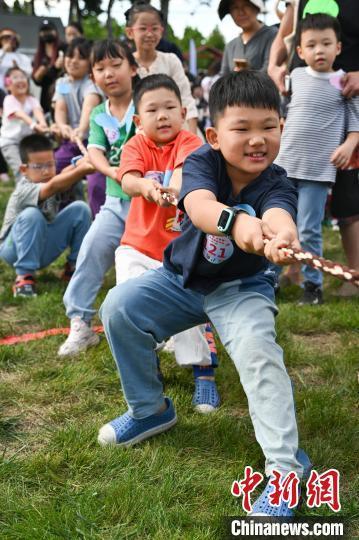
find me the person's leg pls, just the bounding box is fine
[296,180,330,303]
[86,171,106,218]
[1,207,47,275]
[40,201,92,268]
[0,207,48,296]
[205,273,302,479]
[55,141,84,207]
[115,246,220,412]
[58,197,130,356]
[331,168,359,297]
[1,144,22,184]
[98,267,207,444]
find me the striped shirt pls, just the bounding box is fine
[275,67,359,183]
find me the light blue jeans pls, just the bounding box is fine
[294,179,331,287]
[100,267,303,477]
[64,195,130,322]
[271,179,330,287]
[0,201,91,275]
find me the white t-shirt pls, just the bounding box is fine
[0,94,41,146]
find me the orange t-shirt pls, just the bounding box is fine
[118,130,203,261]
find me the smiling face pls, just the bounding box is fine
[126,11,164,53]
[91,54,137,98]
[297,28,341,72]
[65,48,90,80]
[206,105,281,185]
[135,87,185,145]
[6,69,29,97]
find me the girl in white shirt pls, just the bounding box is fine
[0,67,47,183]
[125,4,198,134]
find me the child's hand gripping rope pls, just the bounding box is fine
[263,239,359,286]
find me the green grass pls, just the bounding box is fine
[0,182,358,539]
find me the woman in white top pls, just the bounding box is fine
[125,3,198,134]
[0,28,32,92]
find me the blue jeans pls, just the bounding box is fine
[272,179,330,287]
[100,267,302,477]
[294,179,330,286]
[0,201,91,275]
[63,196,130,322]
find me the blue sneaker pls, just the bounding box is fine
[192,378,220,414]
[98,397,177,447]
[250,449,312,517]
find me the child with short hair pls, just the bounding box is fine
[53,37,105,214]
[115,74,220,412]
[99,70,310,517]
[275,13,359,304]
[0,67,48,183]
[0,134,92,297]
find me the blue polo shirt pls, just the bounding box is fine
[164,144,298,294]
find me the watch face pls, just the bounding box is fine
[217,208,232,232]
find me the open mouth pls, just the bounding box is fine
[158,125,171,130]
[245,152,266,158]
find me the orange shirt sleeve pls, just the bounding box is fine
[173,131,203,169]
[117,134,148,181]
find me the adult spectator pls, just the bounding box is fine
[0,28,32,91]
[268,0,359,297]
[65,21,84,45]
[218,0,278,75]
[32,20,66,114]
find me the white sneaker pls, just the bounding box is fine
[58,317,100,357]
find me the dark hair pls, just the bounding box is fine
[124,1,164,26]
[20,134,53,163]
[67,21,84,34]
[90,39,137,69]
[65,37,92,60]
[209,71,280,125]
[133,74,181,112]
[298,13,341,44]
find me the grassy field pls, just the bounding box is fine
[0,181,358,539]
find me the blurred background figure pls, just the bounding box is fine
[32,20,65,115]
[65,22,84,45]
[0,28,32,92]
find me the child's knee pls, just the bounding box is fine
[100,283,139,328]
[16,207,46,231]
[71,201,92,222]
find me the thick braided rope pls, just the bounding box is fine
[264,241,359,286]
[161,194,359,287]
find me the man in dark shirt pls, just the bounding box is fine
[98,71,309,517]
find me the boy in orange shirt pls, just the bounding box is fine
[113,74,220,413]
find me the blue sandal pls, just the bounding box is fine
[98,397,177,447]
[192,378,220,413]
[250,449,312,517]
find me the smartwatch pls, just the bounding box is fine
[217,204,256,237]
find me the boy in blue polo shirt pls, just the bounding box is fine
[99,71,309,516]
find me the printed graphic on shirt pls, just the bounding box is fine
[94,112,120,144]
[165,209,184,232]
[203,234,234,264]
[57,81,71,94]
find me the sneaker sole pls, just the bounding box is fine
[98,414,178,447]
[58,333,100,357]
